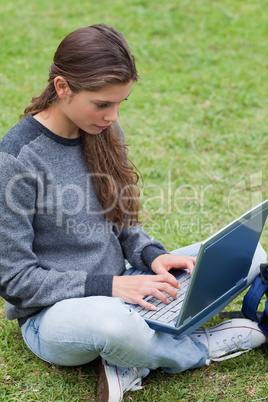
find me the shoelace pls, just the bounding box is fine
[205,328,250,362]
[120,367,143,392]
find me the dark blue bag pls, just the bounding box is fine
[242,263,268,337]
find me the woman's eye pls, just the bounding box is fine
[97,104,108,109]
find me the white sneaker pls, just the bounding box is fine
[189,318,267,362]
[97,359,149,402]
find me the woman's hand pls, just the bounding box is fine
[112,273,179,310]
[151,254,196,276]
[112,254,196,310]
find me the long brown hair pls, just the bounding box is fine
[24,24,141,227]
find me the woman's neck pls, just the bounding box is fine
[33,106,80,139]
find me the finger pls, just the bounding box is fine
[171,257,196,275]
[183,261,194,275]
[137,285,177,309]
[188,256,196,263]
[137,298,157,311]
[152,273,180,289]
[137,284,179,310]
[150,284,178,302]
[185,258,196,274]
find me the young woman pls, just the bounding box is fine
[0,24,266,402]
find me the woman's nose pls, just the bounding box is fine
[104,104,120,122]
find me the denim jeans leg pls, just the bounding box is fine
[21,295,207,373]
[20,241,265,373]
[170,241,202,257]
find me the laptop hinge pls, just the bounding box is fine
[236,278,245,287]
[182,316,192,326]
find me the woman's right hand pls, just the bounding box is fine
[112,272,180,310]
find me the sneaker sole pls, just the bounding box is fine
[97,359,111,402]
[97,359,122,402]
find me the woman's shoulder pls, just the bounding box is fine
[0,115,40,158]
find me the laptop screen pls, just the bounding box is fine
[178,201,268,327]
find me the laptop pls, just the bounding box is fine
[126,199,268,336]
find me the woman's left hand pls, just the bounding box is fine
[151,254,196,286]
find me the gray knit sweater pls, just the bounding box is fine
[0,116,166,321]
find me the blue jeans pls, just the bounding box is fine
[20,242,266,373]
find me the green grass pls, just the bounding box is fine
[1,0,268,400]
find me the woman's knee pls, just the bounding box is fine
[38,296,141,343]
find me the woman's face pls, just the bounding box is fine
[59,80,133,136]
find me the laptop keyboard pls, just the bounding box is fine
[134,273,191,323]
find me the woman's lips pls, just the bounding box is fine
[95,125,109,130]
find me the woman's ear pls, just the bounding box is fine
[54,76,72,99]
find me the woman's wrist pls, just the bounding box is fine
[141,245,168,269]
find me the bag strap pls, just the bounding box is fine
[242,263,268,337]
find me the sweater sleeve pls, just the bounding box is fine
[114,224,168,272]
[141,244,168,268]
[0,153,107,320]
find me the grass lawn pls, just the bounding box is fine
[0,0,268,400]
